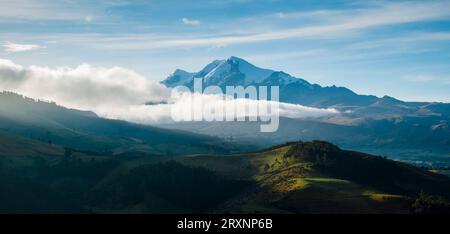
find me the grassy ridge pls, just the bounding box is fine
[1,136,450,213]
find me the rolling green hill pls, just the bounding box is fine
[174,141,450,213]
[1,138,449,214]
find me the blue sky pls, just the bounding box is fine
[1,0,450,102]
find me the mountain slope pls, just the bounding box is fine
[0,172,84,213]
[0,131,63,157]
[175,141,450,213]
[0,92,246,155]
[2,140,448,213]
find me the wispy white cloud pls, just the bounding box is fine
[181,18,200,25]
[0,0,96,22]
[84,15,93,23]
[245,49,326,62]
[246,31,450,65]
[348,32,450,50]
[266,9,348,22]
[4,1,448,53]
[62,0,450,50]
[403,74,450,85]
[2,41,43,52]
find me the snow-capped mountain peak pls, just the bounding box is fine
[161,56,308,88]
[198,56,274,86]
[161,68,195,87]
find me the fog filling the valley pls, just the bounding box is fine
[0,59,338,125]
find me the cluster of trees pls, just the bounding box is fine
[89,161,251,212]
[412,192,450,214]
[284,141,450,197]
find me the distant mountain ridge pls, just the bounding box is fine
[161,56,381,108]
[161,56,449,111]
[160,57,450,165]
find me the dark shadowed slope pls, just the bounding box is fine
[0,92,249,155]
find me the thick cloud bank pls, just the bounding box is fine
[0,59,338,124]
